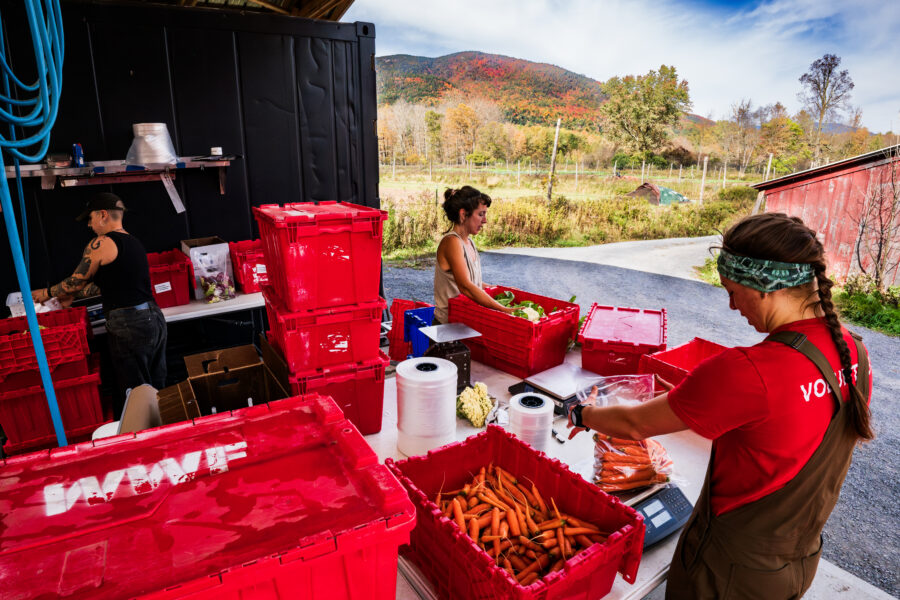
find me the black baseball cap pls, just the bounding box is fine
[76,192,126,222]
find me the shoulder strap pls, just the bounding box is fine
[765,331,843,411]
[849,333,870,399]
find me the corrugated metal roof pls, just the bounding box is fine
[112,0,355,20]
[752,143,900,191]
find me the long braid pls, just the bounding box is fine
[814,263,874,441]
[723,213,874,442]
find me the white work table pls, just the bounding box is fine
[366,350,712,600]
[91,292,264,335]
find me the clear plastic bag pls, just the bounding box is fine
[195,248,236,303]
[593,435,674,492]
[575,374,655,408]
[125,123,177,165]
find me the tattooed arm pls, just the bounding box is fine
[32,237,116,302]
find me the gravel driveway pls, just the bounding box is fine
[382,250,899,597]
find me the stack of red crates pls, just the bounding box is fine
[254,201,389,435]
[0,307,105,454]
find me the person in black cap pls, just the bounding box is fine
[32,192,167,416]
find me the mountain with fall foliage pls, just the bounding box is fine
[376,52,606,130]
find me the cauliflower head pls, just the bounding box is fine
[456,382,494,427]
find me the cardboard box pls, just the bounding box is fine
[181,236,234,300]
[157,380,200,425]
[184,344,289,415]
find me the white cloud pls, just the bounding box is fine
[344,0,900,132]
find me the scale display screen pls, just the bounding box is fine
[633,486,694,549]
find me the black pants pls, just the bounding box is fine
[106,303,167,417]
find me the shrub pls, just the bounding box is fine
[717,185,757,205]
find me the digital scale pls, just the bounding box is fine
[632,485,694,548]
[416,323,481,394]
[508,362,602,415]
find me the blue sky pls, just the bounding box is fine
[344,0,900,133]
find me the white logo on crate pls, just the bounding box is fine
[42,442,248,516]
[154,281,172,294]
[255,264,267,274]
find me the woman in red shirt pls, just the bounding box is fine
[568,213,873,599]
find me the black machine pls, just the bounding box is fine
[414,323,481,394]
[633,485,694,549]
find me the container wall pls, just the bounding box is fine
[0,1,379,303]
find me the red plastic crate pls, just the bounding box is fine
[288,350,389,435]
[449,285,579,377]
[639,337,727,387]
[0,393,416,599]
[579,304,668,376]
[253,201,387,312]
[388,298,433,361]
[0,363,103,453]
[386,426,645,599]
[263,286,386,373]
[229,239,268,293]
[147,249,194,309]
[0,307,91,387]
[463,336,548,380]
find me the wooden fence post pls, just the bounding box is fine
[752,190,765,215]
[699,156,708,205]
[546,117,561,202]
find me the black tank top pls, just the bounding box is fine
[93,231,154,311]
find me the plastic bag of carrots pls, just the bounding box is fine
[593,435,673,492]
[437,464,611,587]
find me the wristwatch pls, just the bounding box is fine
[570,404,587,429]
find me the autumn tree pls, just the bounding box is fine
[444,103,481,162]
[599,65,691,154]
[798,53,854,159]
[424,110,443,163]
[758,106,808,174]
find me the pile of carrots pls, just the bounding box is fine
[593,435,673,492]
[437,464,610,586]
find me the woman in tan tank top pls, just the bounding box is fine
[433,186,516,324]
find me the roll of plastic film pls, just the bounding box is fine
[396,357,458,456]
[509,392,554,453]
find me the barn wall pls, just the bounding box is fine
[763,154,899,284]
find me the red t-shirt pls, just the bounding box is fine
[668,318,871,516]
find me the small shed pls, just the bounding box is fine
[752,145,900,285]
[626,183,689,206]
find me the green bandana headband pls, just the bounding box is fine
[717,249,815,292]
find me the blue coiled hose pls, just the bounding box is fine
[0,0,66,447]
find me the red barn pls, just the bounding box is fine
[752,144,900,285]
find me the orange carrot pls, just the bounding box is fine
[541,536,558,549]
[530,483,548,515]
[452,497,466,531]
[509,554,528,571]
[564,527,604,536]
[556,526,567,560]
[519,572,539,586]
[516,553,551,580]
[464,502,490,516]
[469,515,481,541]
[506,507,521,537]
[549,558,565,573]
